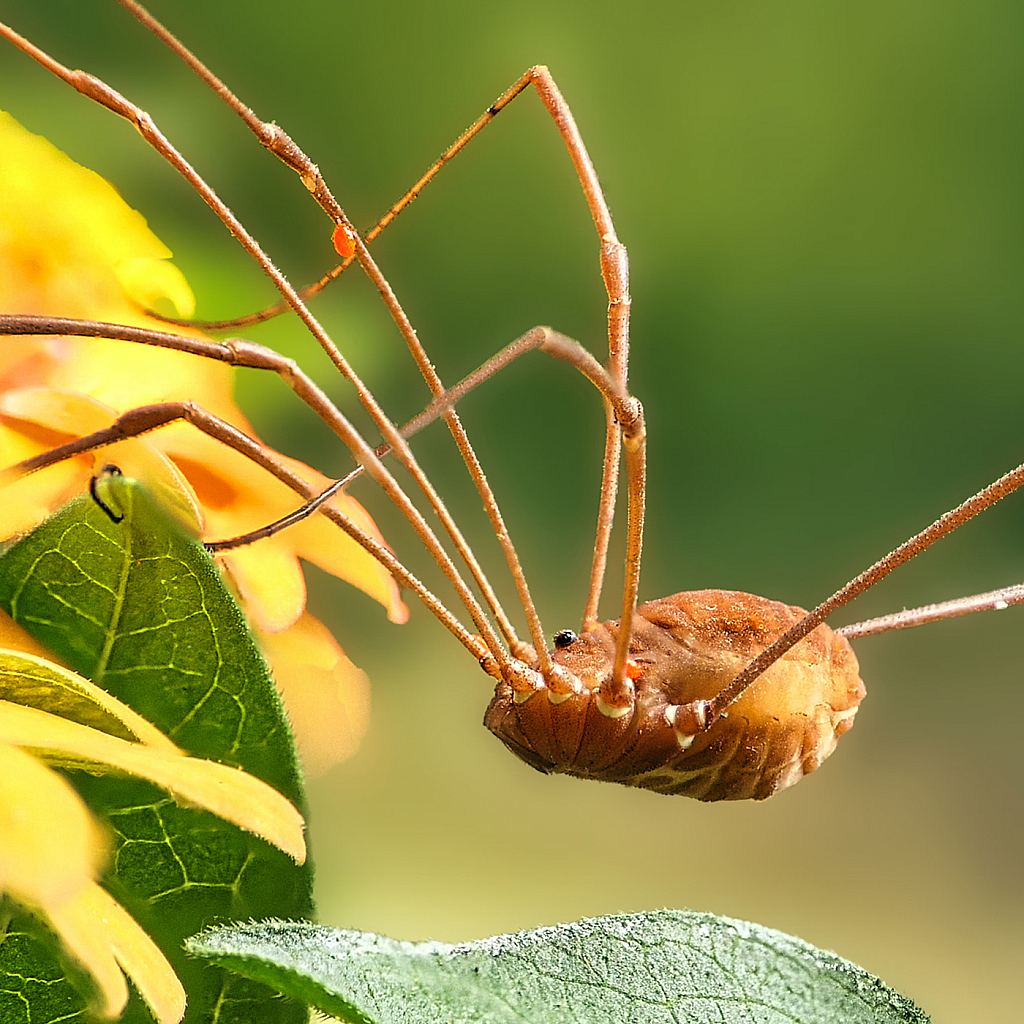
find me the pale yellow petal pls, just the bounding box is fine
[0,740,107,909]
[0,701,306,862]
[82,883,186,1024]
[44,885,129,1020]
[256,613,371,777]
[0,648,179,751]
[218,540,308,633]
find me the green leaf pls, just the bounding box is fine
[0,476,313,1023]
[0,922,94,1024]
[0,648,178,747]
[188,911,930,1024]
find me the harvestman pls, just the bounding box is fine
[2,0,1023,801]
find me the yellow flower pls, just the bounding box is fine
[0,638,308,1024]
[0,110,407,774]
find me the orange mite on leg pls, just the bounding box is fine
[332,221,358,259]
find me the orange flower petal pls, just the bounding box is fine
[164,430,408,624]
[255,612,371,776]
[217,540,307,634]
[290,506,409,625]
[1,112,407,726]
[0,610,70,666]
[1,389,204,537]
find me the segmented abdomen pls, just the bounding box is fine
[485,589,865,801]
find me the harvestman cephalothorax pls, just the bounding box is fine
[1,0,1023,801]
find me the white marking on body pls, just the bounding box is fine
[666,705,696,749]
[595,693,632,719]
[774,759,804,792]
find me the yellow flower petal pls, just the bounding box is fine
[0,701,306,862]
[0,740,106,910]
[43,884,129,1020]
[291,504,410,625]
[167,430,408,626]
[0,744,179,1021]
[218,539,308,634]
[44,882,187,1024]
[1,111,408,751]
[1,388,204,536]
[73,884,186,1024]
[256,612,371,776]
[1,386,124,434]
[0,111,193,320]
[0,419,90,539]
[48,335,237,421]
[114,256,194,321]
[2,377,406,628]
[0,648,179,751]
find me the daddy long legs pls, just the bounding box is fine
[1,0,1023,810]
[4,7,1024,1017]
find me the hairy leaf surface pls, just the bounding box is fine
[188,911,931,1024]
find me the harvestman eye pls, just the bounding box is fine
[2,0,1023,803]
[553,630,578,650]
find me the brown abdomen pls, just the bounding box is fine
[485,590,865,801]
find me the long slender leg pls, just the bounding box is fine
[114,4,640,681]
[668,462,1024,738]
[2,401,485,660]
[100,2,555,674]
[7,10,641,693]
[1,313,645,687]
[0,312,516,674]
[0,23,535,677]
[837,582,1024,638]
[99,10,1024,732]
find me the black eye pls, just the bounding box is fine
[553,629,578,649]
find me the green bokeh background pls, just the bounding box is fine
[3,1,1022,1021]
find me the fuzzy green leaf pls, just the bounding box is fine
[0,477,312,1023]
[188,912,930,1024]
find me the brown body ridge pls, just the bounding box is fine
[486,589,865,801]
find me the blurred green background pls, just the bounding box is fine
[3,1,1023,1020]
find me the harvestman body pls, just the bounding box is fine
[486,590,864,801]
[1,1,1022,802]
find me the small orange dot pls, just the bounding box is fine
[332,222,357,259]
[625,658,643,681]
